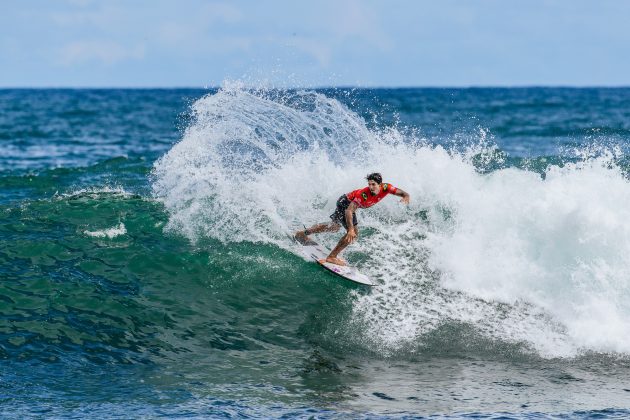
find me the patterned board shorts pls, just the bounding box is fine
[329,195,358,229]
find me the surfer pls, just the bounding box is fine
[295,173,410,266]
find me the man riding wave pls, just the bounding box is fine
[295,172,410,266]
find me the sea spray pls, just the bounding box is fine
[152,82,376,244]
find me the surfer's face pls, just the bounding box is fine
[368,180,380,195]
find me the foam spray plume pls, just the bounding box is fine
[153,84,630,359]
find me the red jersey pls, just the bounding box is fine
[346,183,398,209]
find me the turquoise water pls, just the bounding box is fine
[3,87,630,418]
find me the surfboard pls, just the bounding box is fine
[290,234,376,287]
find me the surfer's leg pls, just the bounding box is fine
[325,227,359,266]
[294,222,340,243]
[307,222,340,234]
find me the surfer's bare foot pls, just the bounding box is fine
[319,256,347,266]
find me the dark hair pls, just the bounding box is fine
[366,172,382,184]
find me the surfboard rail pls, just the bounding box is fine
[290,234,376,287]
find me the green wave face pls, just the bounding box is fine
[0,182,364,392]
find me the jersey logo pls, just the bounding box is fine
[383,183,389,191]
[361,192,368,201]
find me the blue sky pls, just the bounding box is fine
[2,0,630,87]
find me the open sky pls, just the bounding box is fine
[2,0,630,87]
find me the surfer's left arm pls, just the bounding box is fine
[394,188,410,205]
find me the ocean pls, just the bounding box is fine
[2,85,630,418]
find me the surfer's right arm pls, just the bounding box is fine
[344,202,358,243]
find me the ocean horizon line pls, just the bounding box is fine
[2,84,630,90]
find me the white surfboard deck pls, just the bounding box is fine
[291,235,376,287]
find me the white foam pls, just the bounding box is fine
[84,222,127,239]
[152,84,630,358]
[55,186,134,200]
[424,154,630,356]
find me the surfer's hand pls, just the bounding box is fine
[345,229,357,244]
[400,194,410,205]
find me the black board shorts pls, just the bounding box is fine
[329,195,358,229]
